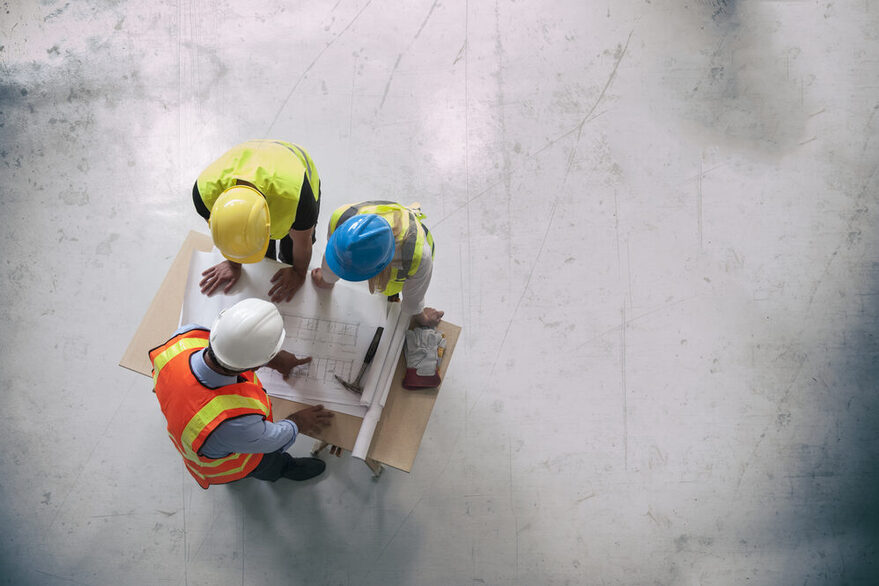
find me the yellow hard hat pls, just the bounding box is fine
[209,185,270,264]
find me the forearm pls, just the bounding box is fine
[290,228,314,276]
[401,254,433,315]
[320,255,341,284]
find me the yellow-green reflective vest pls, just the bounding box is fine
[328,201,435,297]
[197,140,320,240]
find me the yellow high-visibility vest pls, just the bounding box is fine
[197,140,320,239]
[329,201,435,296]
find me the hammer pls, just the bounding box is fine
[335,326,384,394]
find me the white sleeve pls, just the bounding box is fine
[320,254,341,283]
[400,240,433,315]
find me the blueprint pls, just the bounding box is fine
[181,250,391,417]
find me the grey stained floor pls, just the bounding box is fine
[2,1,878,584]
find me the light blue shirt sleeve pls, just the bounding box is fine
[200,415,298,458]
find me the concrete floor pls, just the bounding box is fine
[1,0,877,584]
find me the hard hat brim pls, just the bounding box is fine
[221,238,270,264]
[325,245,393,282]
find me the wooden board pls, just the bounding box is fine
[368,320,460,470]
[120,230,460,473]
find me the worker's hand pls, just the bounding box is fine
[414,307,444,328]
[199,260,242,296]
[310,267,335,289]
[268,351,312,380]
[286,405,334,436]
[268,267,306,303]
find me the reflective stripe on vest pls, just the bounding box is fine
[179,450,259,483]
[151,337,209,386]
[196,140,321,239]
[270,140,317,191]
[175,394,270,464]
[329,201,435,296]
[148,329,271,488]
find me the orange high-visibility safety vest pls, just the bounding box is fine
[149,329,273,489]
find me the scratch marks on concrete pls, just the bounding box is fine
[562,29,634,188]
[364,489,426,579]
[509,435,519,581]
[735,351,809,493]
[43,2,71,22]
[33,569,87,585]
[90,511,135,518]
[621,305,629,471]
[378,0,442,110]
[576,492,596,504]
[412,0,442,41]
[697,155,704,249]
[489,199,559,376]
[614,189,622,274]
[263,0,374,136]
[804,161,878,311]
[432,29,634,228]
[45,380,136,537]
[626,239,633,310]
[378,54,404,111]
[493,0,513,274]
[574,295,700,353]
[453,41,466,65]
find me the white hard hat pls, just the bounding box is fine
[209,298,286,371]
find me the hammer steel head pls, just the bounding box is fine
[334,374,362,394]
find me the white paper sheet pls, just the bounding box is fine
[181,250,390,417]
[351,303,410,460]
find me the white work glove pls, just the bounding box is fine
[404,327,446,376]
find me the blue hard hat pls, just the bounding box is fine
[325,214,395,281]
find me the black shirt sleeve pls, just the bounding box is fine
[291,173,320,231]
[192,182,211,221]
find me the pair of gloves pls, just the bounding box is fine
[403,326,446,389]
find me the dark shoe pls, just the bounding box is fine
[282,457,326,481]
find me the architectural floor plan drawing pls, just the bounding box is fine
[278,356,354,384]
[281,313,361,349]
[181,250,392,417]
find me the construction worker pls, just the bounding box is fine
[149,298,334,488]
[311,201,444,327]
[193,140,321,303]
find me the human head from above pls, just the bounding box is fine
[325,214,395,282]
[209,185,271,264]
[208,298,286,372]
